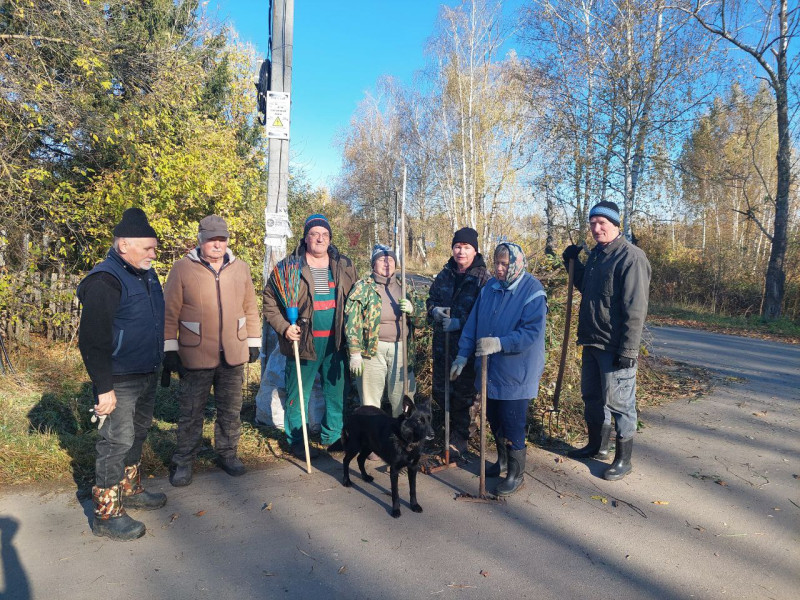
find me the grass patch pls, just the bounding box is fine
[649,302,800,343]
[0,338,289,489]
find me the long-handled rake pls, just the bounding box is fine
[541,257,575,440]
[272,257,312,474]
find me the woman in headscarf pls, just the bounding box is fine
[449,242,547,496]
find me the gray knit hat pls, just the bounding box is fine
[371,243,397,267]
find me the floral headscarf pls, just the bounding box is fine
[494,242,527,288]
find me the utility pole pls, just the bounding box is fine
[261,0,294,367]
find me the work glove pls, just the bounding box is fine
[562,244,582,263]
[349,353,363,377]
[431,307,449,323]
[475,337,502,357]
[160,367,172,388]
[614,355,636,369]
[399,298,414,315]
[163,350,182,373]
[442,316,461,332]
[450,356,468,381]
[248,347,260,363]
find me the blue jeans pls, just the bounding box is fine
[95,373,158,488]
[486,397,529,451]
[581,346,638,439]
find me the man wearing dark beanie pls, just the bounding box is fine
[426,226,489,458]
[76,207,166,540]
[561,201,651,481]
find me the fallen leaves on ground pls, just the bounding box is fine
[652,500,669,505]
[261,502,272,511]
[194,510,205,517]
[591,495,608,504]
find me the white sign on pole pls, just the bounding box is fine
[266,91,290,139]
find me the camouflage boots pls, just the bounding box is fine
[91,485,145,541]
[120,463,168,510]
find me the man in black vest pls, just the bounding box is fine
[77,208,167,540]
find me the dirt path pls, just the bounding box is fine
[0,326,797,600]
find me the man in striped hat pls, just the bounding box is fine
[561,201,651,481]
[263,214,358,459]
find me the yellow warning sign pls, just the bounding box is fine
[266,92,290,139]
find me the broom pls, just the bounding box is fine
[271,256,312,474]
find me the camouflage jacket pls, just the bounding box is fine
[345,274,426,360]
[426,254,490,364]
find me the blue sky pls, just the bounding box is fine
[209,1,522,188]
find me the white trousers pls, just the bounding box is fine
[356,340,416,417]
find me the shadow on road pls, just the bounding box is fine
[0,516,30,600]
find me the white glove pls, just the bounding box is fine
[399,298,413,315]
[450,356,468,381]
[349,353,363,377]
[475,337,502,357]
[431,307,449,323]
[442,317,460,332]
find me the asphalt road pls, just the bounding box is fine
[0,326,798,600]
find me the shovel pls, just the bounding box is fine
[542,257,575,440]
[455,354,504,503]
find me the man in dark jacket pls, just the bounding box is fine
[426,227,489,458]
[263,214,357,459]
[77,208,167,541]
[562,201,651,481]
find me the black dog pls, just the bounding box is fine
[341,394,434,518]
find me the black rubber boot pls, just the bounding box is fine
[567,424,603,459]
[496,448,526,496]
[92,485,146,541]
[169,463,193,487]
[486,439,508,477]
[121,464,167,510]
[217,456,246,477]
[603,436,633,481]
[593,424,613,459]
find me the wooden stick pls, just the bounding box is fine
[293,340,312,474]
[552,258,575,412]
[480,354,488,497]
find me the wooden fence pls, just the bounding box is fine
[1,271,81,346]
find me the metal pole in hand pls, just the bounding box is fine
[400,165,408,398]
[443,319,451,464]
[293,339,312,474]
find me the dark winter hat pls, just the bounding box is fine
[588,201,621,227]
[451,227,479,252]
[113,207,158,238]
[303,213,332,238]
[198,215,229,243]
[371,243,397,267]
